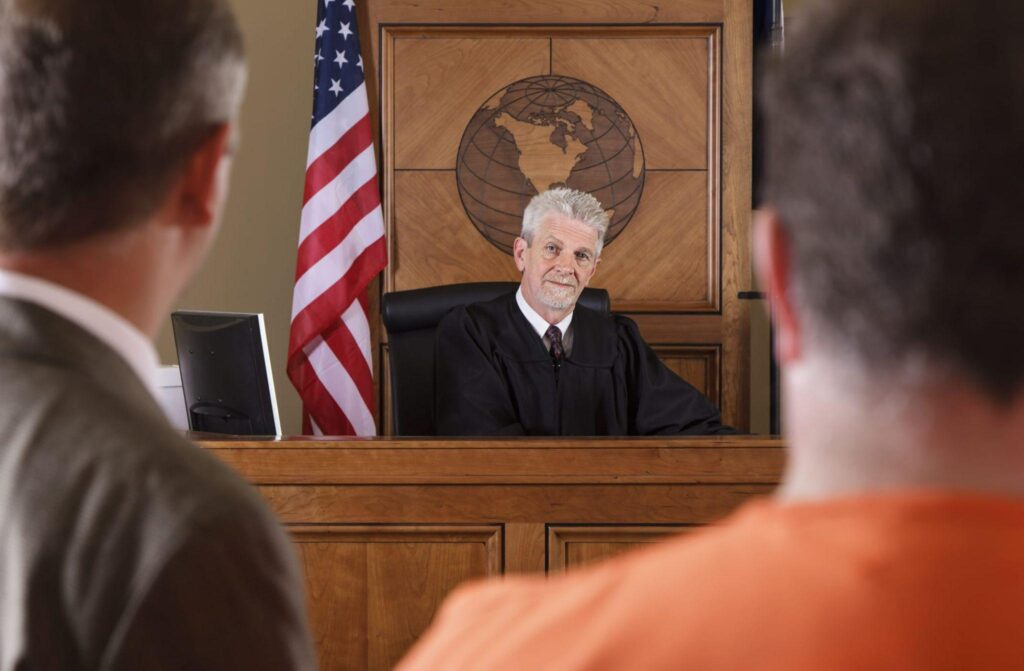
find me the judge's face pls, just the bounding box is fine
[513,212,600,323]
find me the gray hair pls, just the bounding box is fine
[0,0,246,250]
[521,188,609,255]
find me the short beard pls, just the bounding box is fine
[539,283,577,310]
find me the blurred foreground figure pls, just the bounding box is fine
[401,1,1024,668]
[0,1,315,668]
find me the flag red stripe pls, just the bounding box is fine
[295,176,381,280]
[288,356,356,435]
[303,114,373,205]
[289,238,386,360]
[321,319,375,413]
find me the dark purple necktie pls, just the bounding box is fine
[545,325,564,364]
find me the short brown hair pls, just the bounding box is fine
[0,0,245,250]
[761,0,1024,399]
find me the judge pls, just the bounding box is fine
[435,188,731,436]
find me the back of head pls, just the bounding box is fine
[762,0,1024,401]
[0,0,245,251]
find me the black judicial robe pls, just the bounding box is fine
[434,292,733,436]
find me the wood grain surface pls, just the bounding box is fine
[204,435,783,670]
[392,37,549,169]
[552,33,713,170]
[595,171,712,311]
[548,525,696,572]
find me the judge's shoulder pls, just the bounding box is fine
[437,291,515,334]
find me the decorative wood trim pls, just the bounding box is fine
[201,438,785,485]
[290,524,504,576]
[506,522,547,573]
[379,342,393,436]
[720,0,754,430]
[651,343,722,406]
[548,524,692,573]
[382,27,398,295]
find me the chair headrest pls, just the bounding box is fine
[382,282,611,334]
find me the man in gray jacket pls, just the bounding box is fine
[0,1,315,669]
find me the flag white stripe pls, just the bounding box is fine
[291,204,383,320]
[341,300,372,369]
[299,144,377,245]
[310,416,323,437]
[306,81,369,168]
[303,335,375,435]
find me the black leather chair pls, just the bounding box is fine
[382,282,611,435]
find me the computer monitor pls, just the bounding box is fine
[170,311,282,436]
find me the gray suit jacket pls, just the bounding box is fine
[0,297,316,670]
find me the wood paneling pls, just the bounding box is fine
[374,0,752,433]
[204,436,783,670]
[720,0,754,430]
[391,171,715,307]
[201,438,785,484]
[552,34,712,170]
[595,172,712,311]
[263,484,773,525]
[506,522,546,573]
[392,37,550,169]
[293,525,501,671]
[548,525,691,572]
[655,344,721,405]
[390,170,520,292]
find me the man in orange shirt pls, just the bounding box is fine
[399,1,1024,669]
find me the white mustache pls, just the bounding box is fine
[544,274,577,289]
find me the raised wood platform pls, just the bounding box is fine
[202,436,785,670]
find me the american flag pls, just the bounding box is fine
[288,0,386,436]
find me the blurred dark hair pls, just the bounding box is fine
[0,0,245,250]
[761,0,1024,399]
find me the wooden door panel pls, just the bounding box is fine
[656,345,721,405]
[548,525,694,572]
[293,525,502,670]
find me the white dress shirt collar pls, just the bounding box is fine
[0,269,161,403]
[515,286,573,339]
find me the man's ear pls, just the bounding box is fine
[513,236,528,272]
[753,208,801,363]
[170,123,234,230]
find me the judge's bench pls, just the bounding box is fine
[202,435,784,670]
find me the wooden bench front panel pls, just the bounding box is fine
[205,436,783,670]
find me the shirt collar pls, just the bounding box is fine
[515,286,573,339]
[0,269,162,403]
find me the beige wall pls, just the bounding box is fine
[155,0,317,434]
[156,0,774,436]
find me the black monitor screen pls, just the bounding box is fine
[171,311,281,436]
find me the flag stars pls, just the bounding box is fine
[329,79,344,97]
[314,50,324,64]
[339,21,353,39]
[357,55,363,71]
[334,50,348,68]
[343,0,356,10]
[325,0,336,5]
[315,19,328,39]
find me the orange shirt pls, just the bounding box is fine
[399,493,1024,670]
